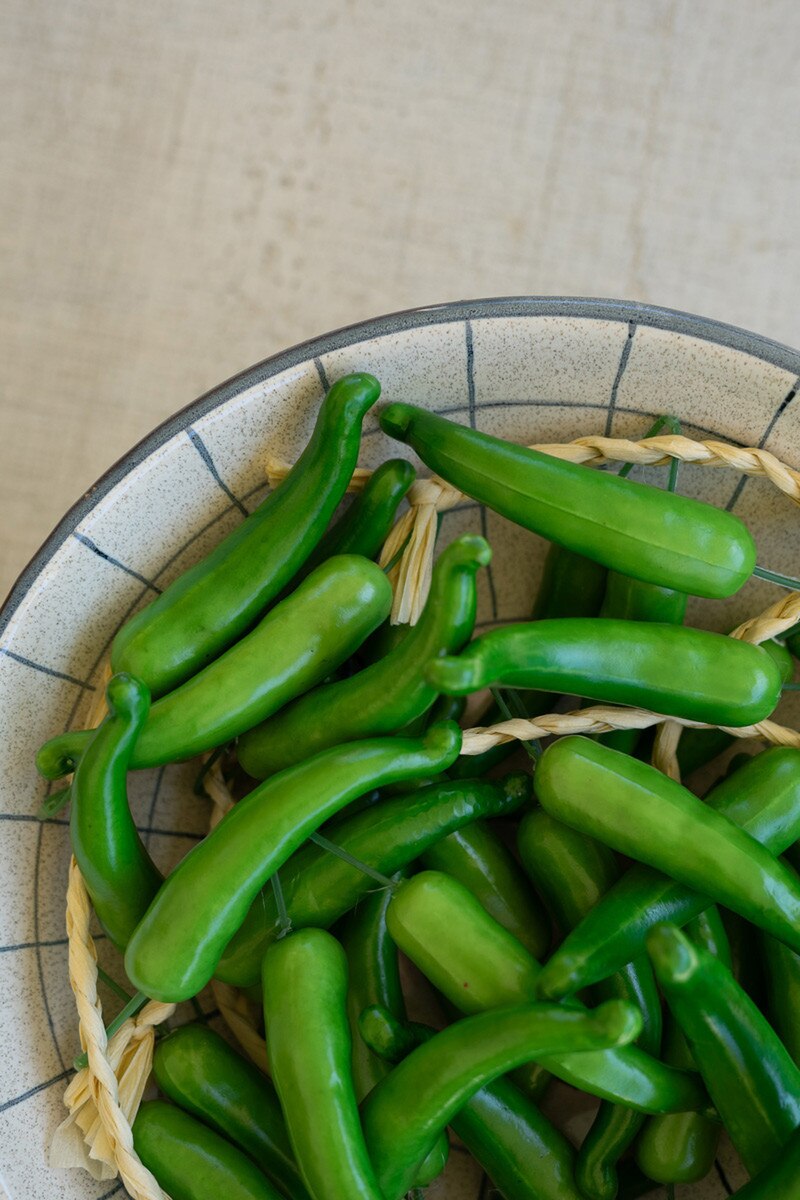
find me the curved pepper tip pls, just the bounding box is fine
[421,719,463,766]
[594,998,644,1047]
[646,922,697,982]
[105,672,151,721]
[535,955,580,1001]
[425,654,483,695]
[379,402,415,442]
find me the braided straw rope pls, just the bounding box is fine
[51,428,800,1194]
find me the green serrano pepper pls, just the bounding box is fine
[338,884,404,1101]
[517,811,662,1200]
[359,1003,583,1200]
[237,534,490,779]
[427,618,781,727]
[69,673,161,947]
[216,772,527,988]
[261,929,385,1200]
[132,1100,282,1200]
[283,457,415,589]
[675,637,793,777]
[534,737,800,957]
[152,1024,310,1200]
[378,402,755,598]
[37,555,392,779]
[730,1123,800,1198]
[647,922,800,1175]
[421,817,550,959]
[113,373,380,697]
[598,572,687,755]
[361,999,642,1200]
[762,932,800,1069]
[124,722,461,1001]
[386,871,708,1114]
[533,543,609,620]
[536,746,800,1000]
[634,910,730,1186]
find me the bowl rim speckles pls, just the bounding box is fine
[5,294,800,636]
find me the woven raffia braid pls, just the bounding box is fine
[53,427,800,1195]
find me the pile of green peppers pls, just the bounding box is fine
[39,377,800,1200]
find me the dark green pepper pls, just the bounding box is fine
[647,922,800,1176]
[634,910,731,1186]
[132,1100,282,1200]
[427,619,781,727]
[152,1024,310,1200]
[361,998,641,1200]
[37,554,392,779]
[216,771,528,988]
[762,932,800,1069]
[69,673,161,947]
[124,722,462,1001]
[237,534,490,779]
[533,543,609,620]
[534,737,800,958]
[378,402,756,598]
[113,373,381,697]
[386,871,708,1114]
[359,1003,583,1200]
[730,1123,800,1197]
[261,929,385,1200]
[536,747,800,1000]
[517,810,662,1200]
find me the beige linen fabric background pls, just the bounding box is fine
[2,0,800,597]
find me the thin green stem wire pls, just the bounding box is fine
[617,414,682,478]
[308,830,397,889]
[270,869,292,939]
[96,966,131,1004]
[491,688,541,762]
[74,990,149,1070]
[752,564,800,591]
[382,529,413,575]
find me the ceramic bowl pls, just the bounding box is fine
[3,297,800,1200]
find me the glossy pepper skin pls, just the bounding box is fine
[361,999,642,1200]
[261,929,385,1200]
[237,534,490,779]
[598,571,687,755]
[535,746,800,1000]
[132,1100,282,1200]
[360,1003,583,1200]
[69,673,161,948]
[124,722,461,1001]
[634,909,731,1186]
[110,374,380,698]
[379,402,756,598]
[37,555,392,779]
[427,618,781,727]
[421,817,550,959]
[730,1122,800,1198]
[533,542,609,620]
[337,879,406,1102]
[216,771,528,988]
[534,737,800,957]
[517,811,662,1200]
[647,922,800,1176]
[674,636,793,777]
[152,1025,310,1200]
[761,933,800,1068]
[386,871,708,1115]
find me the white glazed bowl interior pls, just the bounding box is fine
[3,298,800,1200]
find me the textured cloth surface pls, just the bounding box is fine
[3,0,800,596]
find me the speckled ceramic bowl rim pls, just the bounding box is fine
[6,294,800,640]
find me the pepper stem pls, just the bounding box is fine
[73,989,149,1070]
[270,869,292,938]
[752,564,800,591]
[308,830,398,889]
